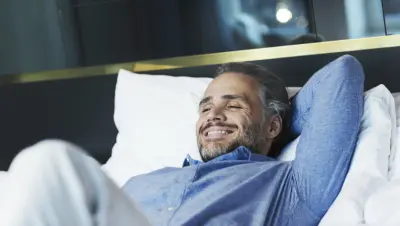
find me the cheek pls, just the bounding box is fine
[227,113,253,129]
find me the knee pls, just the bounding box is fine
[10,139,86,172]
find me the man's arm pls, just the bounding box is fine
[289,55,365,218]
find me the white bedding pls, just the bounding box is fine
[0,171,8,203]
[319,85,397,226]
[360,96,400,226]
[0,85,399,225]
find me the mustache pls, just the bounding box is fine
[199,122,236,133]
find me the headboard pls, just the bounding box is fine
[0,36,399,170]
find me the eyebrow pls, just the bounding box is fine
[199,95,246,107]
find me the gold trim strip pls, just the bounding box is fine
[132,35,400,71]
[2,35,400,84]
[0,62,134,85]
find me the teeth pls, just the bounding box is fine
[207,130,228,135]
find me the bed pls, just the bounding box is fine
[0,36,400,225]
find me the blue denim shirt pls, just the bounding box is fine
[122,146,319,226]
[123,55,365,226]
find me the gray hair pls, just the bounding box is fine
[258,81,290,125]
[215,62,291,156]
[215,62,290,126]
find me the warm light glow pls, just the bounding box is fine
[276,8,292,23]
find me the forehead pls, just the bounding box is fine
[204,72,260,99]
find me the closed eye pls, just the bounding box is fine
[202,108,211,113]
[228,106,242,109]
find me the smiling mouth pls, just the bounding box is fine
[205,130,233,136]
[203,128,235,141]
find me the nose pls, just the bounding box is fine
[207,107,227,122]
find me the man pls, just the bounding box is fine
[0,55,364,226]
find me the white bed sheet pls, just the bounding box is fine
[0,88,399,225]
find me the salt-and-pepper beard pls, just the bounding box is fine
[197,123,265,162]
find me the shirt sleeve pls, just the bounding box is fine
[289,55,365,218]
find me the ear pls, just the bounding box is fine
[264,115,283,139]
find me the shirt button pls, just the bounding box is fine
[167,207,175,211]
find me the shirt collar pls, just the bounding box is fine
[182,146,272,167]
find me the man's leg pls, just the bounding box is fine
[0,140,151,226]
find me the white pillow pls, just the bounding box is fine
[102,69,212,186]
[287,87,301,98]
[392,92,400,127]
[390,92,400,177]
[360,94,400,226]
[0,171,8,202]
[277,137,299,161]
[319,85,396,226]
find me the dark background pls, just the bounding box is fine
[2,0,399,75]
[0,0,400,170]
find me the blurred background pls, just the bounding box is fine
[1,0,399,76]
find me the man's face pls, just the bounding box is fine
[196,73,267,162]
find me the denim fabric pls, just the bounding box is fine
[122,55,365,226]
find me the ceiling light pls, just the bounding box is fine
[276,7,292,23]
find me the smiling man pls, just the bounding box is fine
[196,65,288,162]
[0,55,364,226]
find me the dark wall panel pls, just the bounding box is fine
[0,75,118,170]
